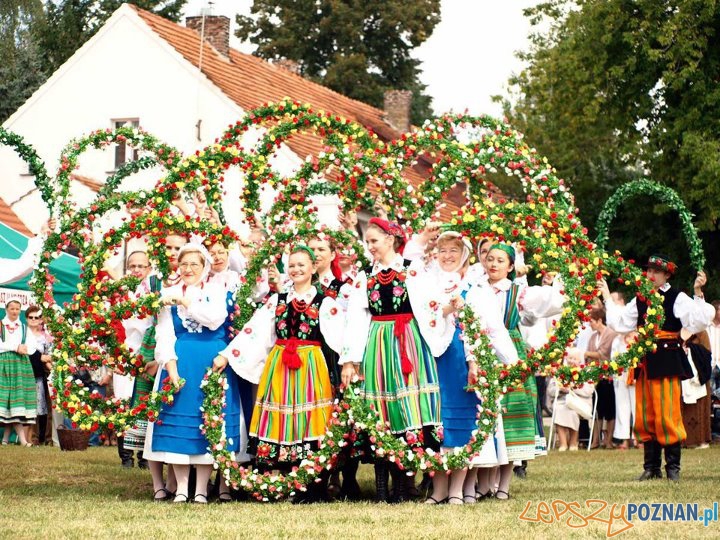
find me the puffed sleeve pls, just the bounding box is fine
[406,261,454,357]
[228,246,247,274]
[184,284,228,331]
[339,271,371,365]
[320,297,345,354]
[605,298,640,334]
[220,295,278,384]
[464,286,519,365]
[673,292,715,334]
[154,305,177,367]
[518,284,565,323]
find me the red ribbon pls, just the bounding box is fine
[276,338,321,370]
[372,314,414,381]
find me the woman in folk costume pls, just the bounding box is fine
[339,218,441,503]
[144,243,244,504]
[306,234,360,499]
[411,232,518,505]
[481,244,564,499]
[0,300,38,446]
[600,255,713,481]
[216,245,344,501]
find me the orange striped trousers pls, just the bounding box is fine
[634,368,686,446]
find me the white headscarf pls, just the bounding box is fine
[177,242,213,284]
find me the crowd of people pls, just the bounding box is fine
[0,207,718,505]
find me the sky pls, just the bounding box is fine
[182,0,540,117]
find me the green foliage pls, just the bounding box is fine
[0,1,188,123]
[236,0,441,126]
[501,0,720,299]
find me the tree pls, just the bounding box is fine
[236,0,441,125]
[0,0,47,122]
[500,0,720,296]
[0,1,188,122]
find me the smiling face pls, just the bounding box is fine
[208,243,229,273]
[365,225,394,262]
[165,234,188,270]
[126,252,151,280]
[287,251,316,287]
[177,251,205,286]
[485,248,514,283]
[25,307,43,329]
[437,236,465,273]
[308,238,334,275]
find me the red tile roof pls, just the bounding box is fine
[0,198,33,236]
[131,6,464,221]
[70,173,102,193]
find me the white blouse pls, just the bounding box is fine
[605,283,714,335]
[154,281,229,366]
[462,285,520,365]
[220,286,345,384]
[485,278,565,327]
[0,317,38,355]
[317,270,353,312]
[208,268,241,293]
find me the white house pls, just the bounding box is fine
[0,3,463,238]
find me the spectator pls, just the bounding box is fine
[25,306,52,445]
[0,300,38,446]
[681,330,713,449]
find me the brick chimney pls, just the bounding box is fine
[186,15,230,58]
[383,90,412,132]
[275,58,301,75]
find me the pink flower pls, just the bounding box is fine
[277,320,287,330]
[299,322,310,334]
[370,290,380,302]
[392,286,404,297]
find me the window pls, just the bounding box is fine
[112,118,140,170]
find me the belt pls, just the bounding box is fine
[276,338,321,370]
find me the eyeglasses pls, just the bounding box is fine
[178,262,202,270]
[27,315,42,320]
[127,265,149,270]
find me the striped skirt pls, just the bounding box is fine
[0,351,37,424]
[634,368,686,446]
[501,330,543,461]
[249,343,333,464]
[360,318,440,437]
[124,375,155,451]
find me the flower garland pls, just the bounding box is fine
[2,101,682,498]
[0,127,55,213]
[595,179,705,271]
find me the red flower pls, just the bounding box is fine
[306,306,319,319]
[330,307,338,316]
[275,303,287,317]
[324,288,338,299]
[232,349,240,357]
[299,322,310,334]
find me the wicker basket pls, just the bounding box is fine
[57,426,91,451]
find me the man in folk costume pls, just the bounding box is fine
[599,255,713,481]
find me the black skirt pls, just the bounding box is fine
[595,379,616,421]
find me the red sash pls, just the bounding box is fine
[276,338,321,370]
[372,313,414,381]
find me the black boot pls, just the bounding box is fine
[637,440,662,480]
[514,461,528,479]
[390,465,409,503]
[664,443,681,482]
[137,451,149,469]
[117,436,134,468]
[374,461,390,503]
[340,459,362,501]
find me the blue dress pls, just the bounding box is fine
[436,290,480,448]
[152,306,241,455]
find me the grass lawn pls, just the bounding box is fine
[0,444,718,539]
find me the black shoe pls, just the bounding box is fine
[374,461,390,503]
[137,459,149,470]
[664,443,681,482]
[637,470,662,481]
[513,466,527,479]
[389,466,409,503]
[121,459,134,469]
